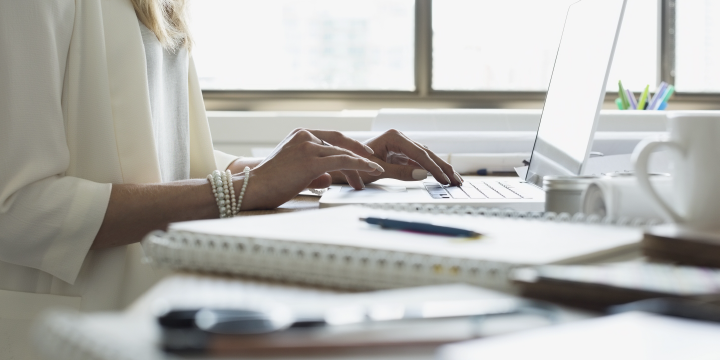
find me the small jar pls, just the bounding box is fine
[543,175,602,214]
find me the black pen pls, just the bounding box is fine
[360,217,481,238]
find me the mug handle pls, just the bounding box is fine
[631,137,684,223]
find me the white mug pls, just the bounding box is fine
[633,111,720,230]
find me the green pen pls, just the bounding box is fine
[615,98,625,110]
[618,81,630,110]
[637,85,650,111]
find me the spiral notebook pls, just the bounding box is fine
[143,205,653,291]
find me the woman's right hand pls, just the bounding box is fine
[236,129,384,210]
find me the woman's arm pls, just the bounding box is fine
[227,157,264,173]
[91,180,218,249]
[92,129,384,249]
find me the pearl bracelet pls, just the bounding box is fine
[237,166,251,212]
[207,170,230,218]
[207,167,251,218]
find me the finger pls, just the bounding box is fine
[386,135,452,185]
[316,155,385,175]
[386,151,411,165]
[307,173,332,189]
[406,138,462,185]
[310,143,383,176]
[375,163,430,182]
[404,136,461,185]
[407,159,423,168]
[341,170,365,190]
[303,142,384,176]
[307,129,375,156]
[290,129,325,147]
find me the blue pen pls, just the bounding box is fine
[625,88,638,109]
[361,217,482,238]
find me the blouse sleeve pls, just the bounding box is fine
[0,1,111,284]
[214,150,241,171]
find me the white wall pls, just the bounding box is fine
[209,111,375,156]
[208,110,670,157]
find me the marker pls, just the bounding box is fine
[618,81,630,110]
[637,85,650,111]
[660,85,675,104]
[360,217,482,238]
[615,98,625,110]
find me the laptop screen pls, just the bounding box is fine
[525,0,626,187]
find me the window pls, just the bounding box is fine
[189,0,718,109]
[432,0,658,92]
[675,0,720,92]
[190,0,415,90]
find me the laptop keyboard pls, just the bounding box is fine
[424,181,532,200]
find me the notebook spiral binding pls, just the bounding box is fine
[142,204,661,292]
[361,203,664,227]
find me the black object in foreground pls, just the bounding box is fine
[156,298,554,355]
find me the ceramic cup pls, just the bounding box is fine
[633,111,720,230]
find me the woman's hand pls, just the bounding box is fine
[327,129,462,187]
[237,129,384,210]
[363,129,463,186]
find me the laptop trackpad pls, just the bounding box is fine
[340,185,407,194]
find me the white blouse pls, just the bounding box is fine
[139,21,190,182]
[0,0,237,312]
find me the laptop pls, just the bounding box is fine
[320,0,628,212]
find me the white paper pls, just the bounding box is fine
[582,176,673,220]
[169,206,642,266]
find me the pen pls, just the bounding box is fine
[658,85,674,110]
[625,88,638,109]
[360,217,482,238]
[615,98,624,110]
[637,85,650,111]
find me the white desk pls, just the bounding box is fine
[33,273,596,360]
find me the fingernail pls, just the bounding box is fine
[412,169,428,180]
[359,177,365,189]
[363,144,374,154]
[454,172,464,184]
[368,162,385,172]
[443,174,451,185]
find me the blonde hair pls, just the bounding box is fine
[131,0,192,51]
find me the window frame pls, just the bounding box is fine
[201,0,719,111]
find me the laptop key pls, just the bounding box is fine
[485,182,521,199]
[500,182,532,199]
[459,184,487,199]
[471,182,504,199]
[446,186,469,199]
[425,184,451,199]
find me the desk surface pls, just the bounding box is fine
[120,274,594,360]
[238,194,321,216]
[37,185,609,360]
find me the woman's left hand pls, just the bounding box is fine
[298,129,463,187]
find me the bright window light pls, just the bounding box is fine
[676,0,720,93]
[432,0,659,92]
[190,0,415,90]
